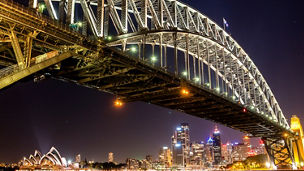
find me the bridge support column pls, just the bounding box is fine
[173,32,178,75]
[9,30,25,69]
[263,137,294,169]
[28,0,38,8]
[66,0,75,24]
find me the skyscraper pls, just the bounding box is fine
[212,125,222,165]
[172,123,190,167]
[108,152,114,163]
[190,141,205,166]
[75,154,81,163]
[159,147,172,168]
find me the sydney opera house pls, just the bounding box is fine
[20,147,70,169]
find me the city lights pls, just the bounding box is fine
[181,88,190,96]
[114,99,123,107]
[182,71,187,76]
[175,143,181,147]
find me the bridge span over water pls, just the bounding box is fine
[0,0,303,168]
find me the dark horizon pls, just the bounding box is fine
[1,0,304,164]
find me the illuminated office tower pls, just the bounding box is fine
[75,154,81,163]
[190,141,205,166]
[172,123,190,167]
[159,147,172,167]
[205,136,214,166]
[212,125,222,165]
[108,152,114,163]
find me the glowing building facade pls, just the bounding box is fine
[172,123,190,167]
[213,125,222,165]
[159,147,172,167]
[20,147,69,169]
[108,152,114,163]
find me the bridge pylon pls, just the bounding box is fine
[290,115,304,168]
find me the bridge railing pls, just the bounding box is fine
[0,64,19,78]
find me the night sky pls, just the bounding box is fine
[1,0,304,164]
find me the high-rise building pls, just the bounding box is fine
[126,158,139,169]
[205,136,214,166]
[159,147,172,168]
[190,141,205,166]
[172,123,190,167]
[108,152,114,163]
[212,125,222,165]
[221,142,233,164]
[75,154,81,163]
[146,155,153,163]
[231,142,248,162]
[243,135,251,155]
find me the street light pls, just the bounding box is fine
[181,88,190,96]
[114,99,123,107]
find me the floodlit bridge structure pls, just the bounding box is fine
[0,0,303,168]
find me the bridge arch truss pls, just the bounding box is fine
[42,0,288,129]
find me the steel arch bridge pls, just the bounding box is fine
[0,0,303,168]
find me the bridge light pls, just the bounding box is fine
[232,95,236,100]
[181,88,190,96]
[106,36,112,41]
[130,46,137,53]
[182,71,187,77]
[215,87,220,92]
[114,99,123,107]
[292,163,297,170]
[76,22,83,27]
[283,132,288,138]
[38,3,46,13]
[265,162,270,168]
[242,108,247,113]
[300,162,304,167]
[151,56,157,62]
[194,77,200,82]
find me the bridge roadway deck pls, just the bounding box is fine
[57,47,290,139]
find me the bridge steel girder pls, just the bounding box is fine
[0,51,73,89]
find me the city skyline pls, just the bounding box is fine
[17,123,261,166]
[0,0,304,166]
